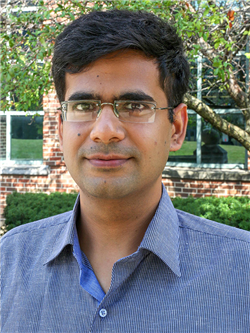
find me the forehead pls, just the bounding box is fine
[64,50,166,102]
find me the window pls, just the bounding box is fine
[0,1,44,165]
[167,54,247,169]
[0,111,44,164]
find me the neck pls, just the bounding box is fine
[77,181,162,292]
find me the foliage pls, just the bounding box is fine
[3,192,250,233]
[172,195,250,231]
[4,191,78,231]
[0,0,250,148]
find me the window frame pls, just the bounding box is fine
[167,54,247,170]
[0,110,44,165]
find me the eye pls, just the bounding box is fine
[72,101,97,112]
[125,102,146,111]
[119,101,153,116]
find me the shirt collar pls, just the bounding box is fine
[44,186,181,277]
[44,196,79,265]
[139,185,181,277]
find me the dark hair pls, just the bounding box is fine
[52,9,190,122]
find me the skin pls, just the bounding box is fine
[58,50,187,292]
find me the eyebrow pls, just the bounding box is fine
[67,90,155,102]
[67,92,100,101]
[117,91,155,102]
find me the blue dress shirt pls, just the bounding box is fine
[1,186,249,332]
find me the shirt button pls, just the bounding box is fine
[99,308,107,318]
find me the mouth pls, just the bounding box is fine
[86,154,130,168]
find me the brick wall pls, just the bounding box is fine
[1,90,250,226]
[162,178,250,198]
[43,91,63,167]
[0,168,79,228]
[0,91,79,226]
[0,115,6,159]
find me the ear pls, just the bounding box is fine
[58,110,64,151]
[170,103,188,152]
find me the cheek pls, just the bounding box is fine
[152,129,172,162]
[62,123,89,154]
[140,131,168,162]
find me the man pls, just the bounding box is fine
[1,9,249,333]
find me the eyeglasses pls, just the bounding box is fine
[61,100,173,123]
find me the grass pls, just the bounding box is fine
[220,144,245,164]
[10,139,245,164]
[11,139,43,160]
[169,141,197,156]
[169,141,245,164]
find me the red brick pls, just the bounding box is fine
[6,188,15,192]
[217,184,233,189]
[19,179,30,183]
[13,183,26,188]
[179,193,189,198]
[166,186,182,192]
[197,189,212,194]
[190,184,204,188]
[183,189,197,193]
[191,194,204,198]
[241,190,250,195]
[235,185,249,190]
[2,178,16,182]
[204,184,218,189]
[179,179,194,183]
[195,180,207,184]
[1,182,12,187]
[211,189,226,194]
[173,182,185,187]
[226,190,240,195]
[209,181,223,185]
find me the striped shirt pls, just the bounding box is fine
[1,186,249,332]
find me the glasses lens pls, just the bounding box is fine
[64,101,100,121]
[115,101,155,123]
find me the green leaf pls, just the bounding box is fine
[203,32,209,42]
[203,7,210,16]
[214,42,220,49]
[69,12,75,20]
[220,70,225,82]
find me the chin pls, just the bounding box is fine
[79,177,140,200]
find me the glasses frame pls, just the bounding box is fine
[60,100,173,123]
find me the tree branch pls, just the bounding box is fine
[183,93,250,150]
[226,67,249,112]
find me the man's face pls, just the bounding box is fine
[59,50,187,200]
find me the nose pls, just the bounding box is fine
[89,105,125,144]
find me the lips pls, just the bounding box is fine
[86,154,130,168]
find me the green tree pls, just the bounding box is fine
[1,0,250,149]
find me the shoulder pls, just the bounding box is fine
[176,210,249,276]
[1,210,74,281]
[0,211,72,249]
[176,209,250,245]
